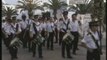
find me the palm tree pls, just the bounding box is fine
[68,0,94,14]
[16,0,43,18]
[92,0,105,31]
[76,4,91,14]
[43,0,68,18]
[2,6,17,18]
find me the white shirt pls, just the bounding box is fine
[59,19,70,32]
[54,20,59,29]
[81,30,100,49]
[70,20,79,32]
[3,22,16,35]
[41,22,46,31]
[20,19,32,30]
[2,22,6,29]
[16,23,22,32]
[46,22,54,32]
[30,21,41,34]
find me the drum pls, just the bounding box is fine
[10,37,22,47]
[63,31,74,44]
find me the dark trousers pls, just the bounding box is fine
[55,28,58,43]
[47,32,54,50]
[5,34,13,48]
[9,46,18,59]
[31,42,42,57]
[28,38,32,52]
[21,30,30,48]
[41,30,46,46]
[3,38,8,48]
[59,31,65,45]
[87,49,100,60]
[2,31,6,44]
[71,32,79,53]
[61,41,71,57]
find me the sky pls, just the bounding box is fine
[3,0,49,5]
[3,0,106,5]
[3,0,18,4]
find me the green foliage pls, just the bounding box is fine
[2,6,17,18]
[43,0,68,18]
[16,0,43,18]
[76,4,89,14]
[103,2,106,24]
[68,0,94,14]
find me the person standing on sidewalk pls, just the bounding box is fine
[81,21,102,60]
[30,17,43,58]
[60,11,73,58]
[46,18,55,50]
[70,14,80,55]
[54,17,59,43]
[19,15,32,49]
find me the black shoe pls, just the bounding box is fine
[11,57,15,60]
[67,56,73,59]
[62,56,65,58]
[28,50,31,52]
[43,44,45,47]
[15,57,18,59]
[55,41,58,43]
[50,48,54,50]
[39,56,43,58]
[72,52,76,55]
[76,48,79,50]
[15,56,18,58]
[32,54,35,57]
[59,43,61,46]
[47,48,49,50]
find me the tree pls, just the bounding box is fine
[68,0,94,14]
[2,6,17,18]
[16,0,43,18]
[43,0,68,19]
[92,0,105,31]
[103,2,106,24]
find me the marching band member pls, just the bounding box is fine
[58,18,64,45]
[46,18,55,50]
[3,16,22,60]
[2,18,7,47]
[60,11,72,58]
[40,18,47,46]
[19,14,32,49]
[54,17,59,43]
[70,14,80,55]
[30,17,43,58]
[3,17,14,49]
[81,21,102,60]
[9,16,22,60]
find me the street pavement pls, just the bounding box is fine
[2,32,106,60]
